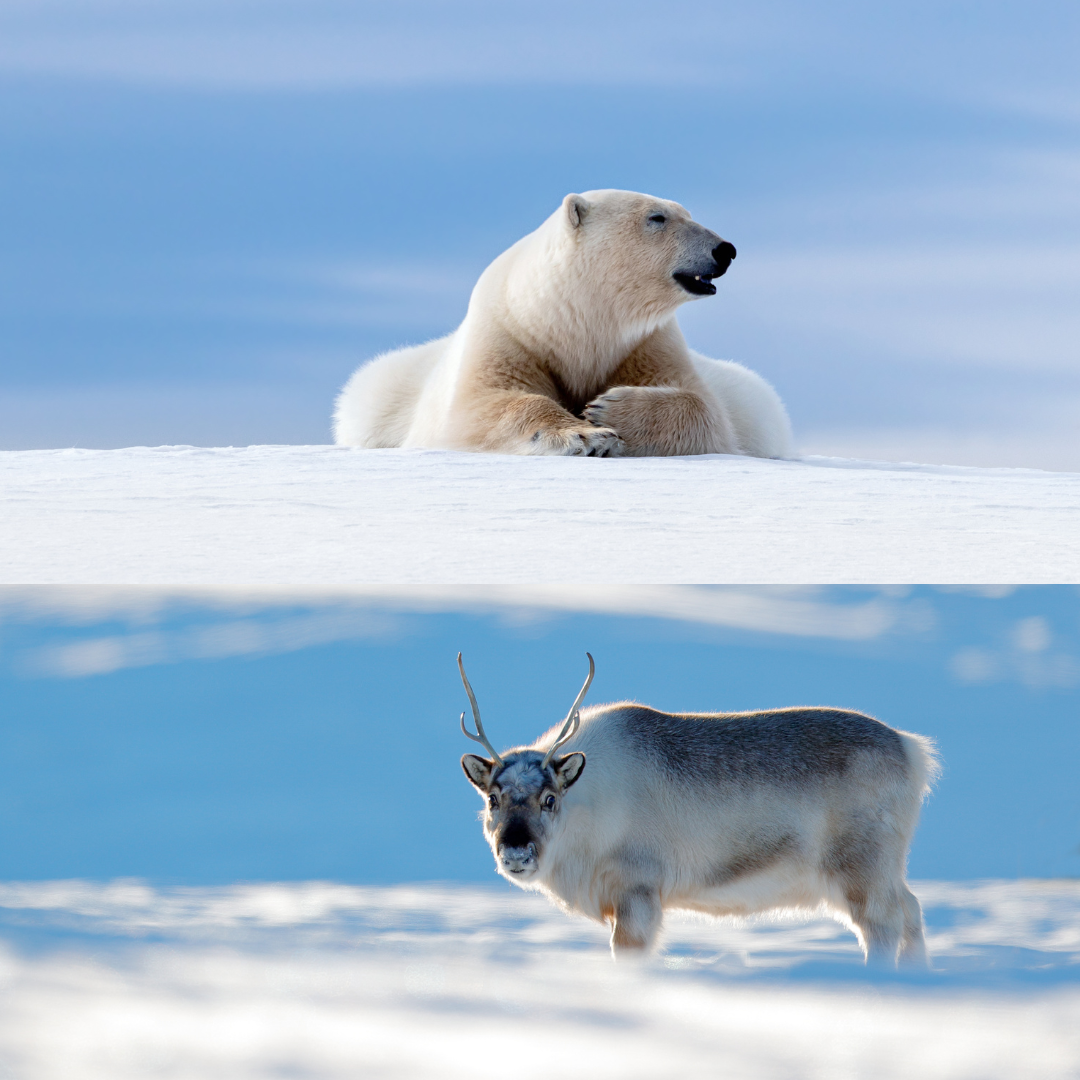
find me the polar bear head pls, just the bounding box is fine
[561,189,734,303]
[498,190,735,356]
[568,189,733,317]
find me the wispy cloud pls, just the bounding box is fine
[6,587,1076,691]
[688,242,1080,376]
[0,0,1072,118]
[4,586,920,677]
[0,1,787,90]
[950,615,1080,690]
[15,608,400,678]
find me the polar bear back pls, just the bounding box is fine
[689,353,794,459]
[332,335,450,448]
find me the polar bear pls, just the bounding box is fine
[333,190,792,458]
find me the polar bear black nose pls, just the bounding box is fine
[713,241,737,270]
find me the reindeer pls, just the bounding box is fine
[458,653,940,965]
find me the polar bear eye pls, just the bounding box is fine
[648,213,666,224]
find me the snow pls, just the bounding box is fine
[3,446,1079,583]
[0,878,1076,1079]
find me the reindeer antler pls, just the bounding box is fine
[457,653,505,767]
[541,653,594,768]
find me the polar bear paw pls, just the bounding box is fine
[582,385,655,432]
[529,424,624,457]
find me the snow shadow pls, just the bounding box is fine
[0,879,1076,1080]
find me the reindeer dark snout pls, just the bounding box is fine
[499,815,533,850]
[498,814,539,874]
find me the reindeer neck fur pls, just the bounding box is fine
[517,708,631,917]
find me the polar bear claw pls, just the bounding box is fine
[531,425,624,458]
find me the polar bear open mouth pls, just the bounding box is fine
[673,272,718,297]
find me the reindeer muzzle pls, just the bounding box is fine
[499,842,538,875]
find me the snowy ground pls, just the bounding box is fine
[0,879,1076,1079]
[3,446,1079,583]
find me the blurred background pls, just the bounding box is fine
[2,585,1078,884]
[0,1,1078,468]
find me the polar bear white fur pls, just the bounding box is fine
[333,190,792,458]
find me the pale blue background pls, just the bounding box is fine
[1,586,1077,883]
[1,1,1078,466]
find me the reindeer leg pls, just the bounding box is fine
[845,886,906,967]
[897,885,930,967]
[609,886,662,957]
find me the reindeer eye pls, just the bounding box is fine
[543,794,556,810]
[488,794,499,810]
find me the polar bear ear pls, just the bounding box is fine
[563,193,590,229]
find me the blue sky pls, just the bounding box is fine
[0,1,1078,466]
[1,586,1078,884]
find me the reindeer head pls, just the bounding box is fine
[458,653,590,881]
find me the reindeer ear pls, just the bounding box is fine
[563,193,590,228]
[553,752,585,791]
[461,754,495,790]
